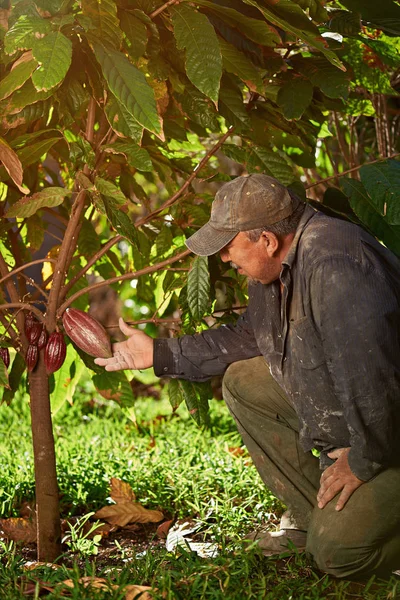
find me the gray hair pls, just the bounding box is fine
[246,190,306,242]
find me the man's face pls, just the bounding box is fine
[219,232,281,285]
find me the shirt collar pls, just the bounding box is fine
[282,204,317,272]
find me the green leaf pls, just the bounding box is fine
[291,56,350,99]
[119,9,148,59]
[102,140,152,172]
[360,37,400,69]
[277,78,313,120]
[26,213,45,251]
[78,219,101,258]
[4,15,51,55]
[17,137,64,168]
[243,0,345,71]
[95,177,130,207]
[219,38,263,93]
[219,76,251,130]
[105,95,144,143]
[196,1,280,46]
[341,178,400,257]
[93,43,162,136]
[5,187,72,218]
[247,146,295,186]
[81,0,122,49]
[360,160,400,225]
[0,55,38,101]
[176,84,219,131]
[0,136,29,194]
[326,10,362,36]
[178,379,201,425]
[31,31,72,91]
[167,378,184,411]
[187,256,210,321]
[50,345,85,414]
[171,4,222,104]
[94,179,139,244]
[0,359,10,389]
[0,80,56,116]
[93,371,136,406]
[2,353,25,405]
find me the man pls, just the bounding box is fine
[95,174,400,580]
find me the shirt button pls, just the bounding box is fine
[163,367,168,372]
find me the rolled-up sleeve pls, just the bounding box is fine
[154,310,261,382]
[310,253,400,481]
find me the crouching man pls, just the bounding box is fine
[95,174,400,581]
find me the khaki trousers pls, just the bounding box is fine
[222,356,400,580]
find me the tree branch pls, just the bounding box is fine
[305,152,400,190]
[150,0,181,19]
[57,248,191,316]
[0,303,44,321]
[0,259,57,287]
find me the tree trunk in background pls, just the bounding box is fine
[28,357,61,561]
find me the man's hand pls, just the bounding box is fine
[94,318,154,371]
[317,447,365,512]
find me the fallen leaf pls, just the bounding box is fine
[110,478,136,504]
[156,520,173,539]
[0,518,36,543]
[228,446,245,457]
[124,584,153,600]
[61,576,110,590]
[94,503,163,527]
[23,561,61,571]
[19,577,55,595]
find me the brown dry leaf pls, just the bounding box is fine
[61,576,110,590]
[0,518,36,543]
[19,577,55,595]
[110,478,136,504]
[156,520,173,539]
[23,561,61,571]
[124,584,153,600]
[94,502,163,527]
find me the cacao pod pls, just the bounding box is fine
[62,308,112,358]
[37,326,48,350]
[24,312,42,344]
[44,332,66,374]
[0,347,10,369]
[26,344,39,372]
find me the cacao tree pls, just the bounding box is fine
[0,0,399,561]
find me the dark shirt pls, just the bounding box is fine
[154,206,400,481]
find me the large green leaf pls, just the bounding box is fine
[17,137,64,168]
[31,31,72,92]
[291,0,328,21]
[50,345,84,414]
[95,177,130,206]
[247,146,295,186]
[277,78,314,120]
[243,0,345,71]
[291,56,350,99]
[119,9,148,59]
[0,79,56,116]
[219,76,251,130]
[105,95,144,143]
[360,160,400,225]
[0,136,29,194]
[81,0,122,49]
[196,1,280,46]
[5,187,72,218]
[171,4,222,104]
[102,140,152,171]
[219,38,263,93]
[93,371,136,406]
[341,178,400,257]
[0,55,38,101]
[167,378,184,411]
[93,43,162,136]
[4,15,51,55]
[178,379,201,425]
[187,256,210,321]
[94,178,139,244]
[26,213,45,252]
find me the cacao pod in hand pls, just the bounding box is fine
[26,344,39,372]
[44,332,66,374]
[24,312,42,344]
[0,347,10,369]
[37,326,48,350]
[62,308,112,358]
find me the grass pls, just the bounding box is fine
[0,375,399,599]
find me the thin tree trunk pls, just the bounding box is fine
[28,355,61,561]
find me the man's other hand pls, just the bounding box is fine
[94,318,154,371]
[317,447,364,512]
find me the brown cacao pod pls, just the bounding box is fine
[37,326,48,350]
[24,312,42,344]
[44,332,66,374]
[26,344,39,372]
[0,347,10,369]
[62,308,112,358]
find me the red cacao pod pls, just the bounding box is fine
[37,326,48,350]
[0,347,10,369]
[44,332,66,374]
[24,312,42,344]
[26,344,39,372]
[62,308,112,358]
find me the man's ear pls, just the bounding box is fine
[260,231,280,256]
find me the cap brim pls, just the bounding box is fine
[185,222,238,256]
